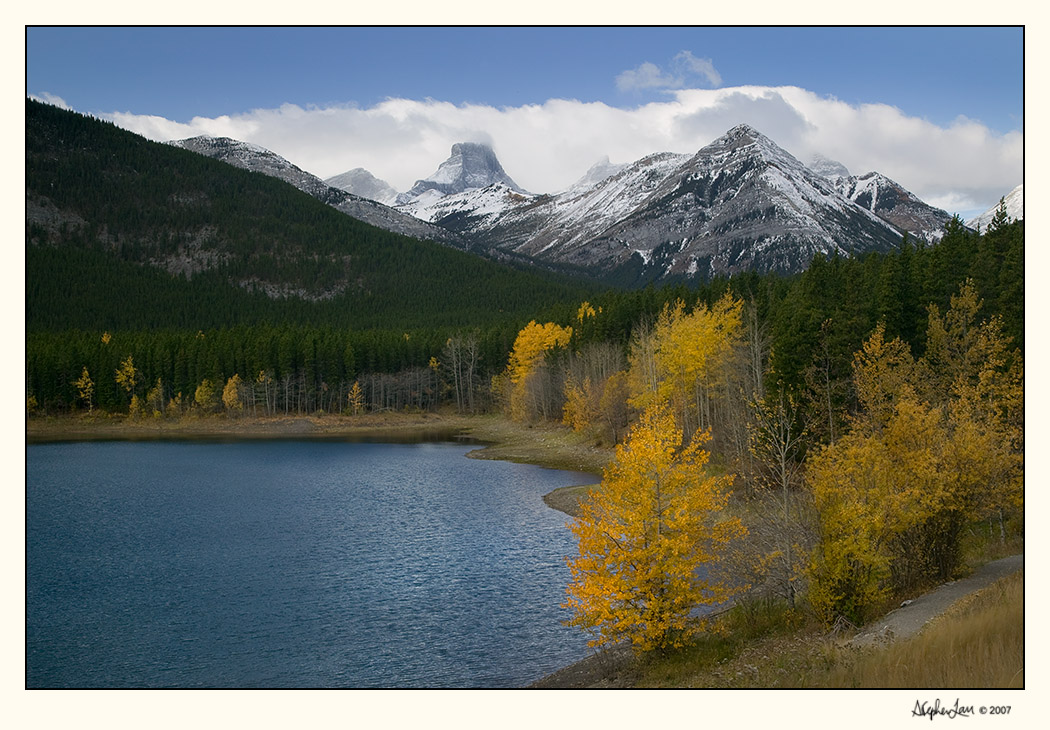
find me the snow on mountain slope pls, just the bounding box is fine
[546,124,904,279]
[967,184,1024,230]
[395,125,908,282]
[558,156,631,194]
[828,171,952,242]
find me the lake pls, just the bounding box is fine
[25,439,596,688]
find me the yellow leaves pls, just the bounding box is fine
[194,378,217,412]
[222,374,244,413]
[114,355,140,395]
[564,406,745,652]
[347,380,365,415]
[74,366,95,412]
[507,321,573,385]
[100,331,111,345]
[627,294,743,438]
[576,301,599,323]
[850,322,916,429]
[808,281,1024,623]
[505,320,573,422]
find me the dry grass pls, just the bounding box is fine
[817,570,1023,688]
[631,569,1023,688]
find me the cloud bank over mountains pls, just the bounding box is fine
[60,84,1021,216]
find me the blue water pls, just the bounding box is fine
[26,440,595,688]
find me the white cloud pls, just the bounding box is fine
[673,51,722,88]
[616,62,680,92]
[105,85,1022,217]
[616,51,722,92]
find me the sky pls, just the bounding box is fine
[26,26,1024,218]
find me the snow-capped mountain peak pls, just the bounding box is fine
[395,142,526,206]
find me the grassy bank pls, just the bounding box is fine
[26,411,612,474]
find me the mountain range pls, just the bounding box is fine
[222,124,982,284]
[28,96,1021,310]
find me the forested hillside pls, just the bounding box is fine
[25,99,601,332]
[27,211,1022,420]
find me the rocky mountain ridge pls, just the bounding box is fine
[170,136,459,245]
[388,125,907,282]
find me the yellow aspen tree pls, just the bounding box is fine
[561,375,593,432]
[115,355,142,415]
[115,355,140,396]
[505,320,572,422]
[146,378,165,417]
[74,366,95,413]
[564,406,745,652]
[807,395,949,623]
[222,374,244,414]
[628,295,743,441]
[850,323,917,432]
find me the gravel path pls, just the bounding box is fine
[848,554,1024,647]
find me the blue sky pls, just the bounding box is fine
[26,26,1024,216]
[28,27,1022,132]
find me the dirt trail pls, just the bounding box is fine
[848,553,1023,647]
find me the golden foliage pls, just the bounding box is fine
[505,320,573,422]
[564,406,746,652]
[74,366,95,412]
[628,294,743,439]
[222,374,244,413]
[807,282,1024,624]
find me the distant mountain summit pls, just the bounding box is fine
[396,142,526,208]
[808,153,852,180]
[575,123,903,280]
[324,168,399,206]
